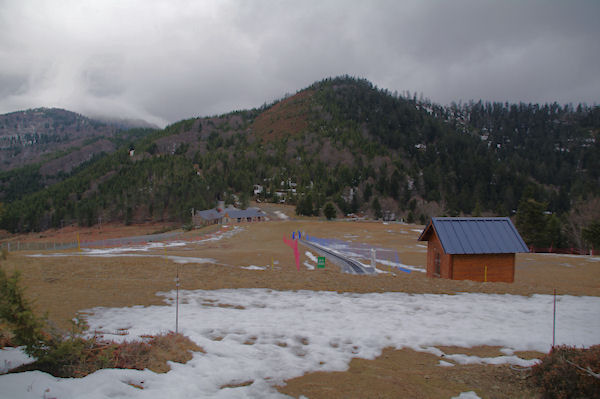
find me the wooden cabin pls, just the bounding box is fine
[418,217,529,283]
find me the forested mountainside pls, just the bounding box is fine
[0,77,598,248]
[0,108,155,202]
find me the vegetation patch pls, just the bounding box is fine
[0,322,14,347]
[0,267,202,378]
[531,345,600,399]
[11,332,203,377]
[251,89,313,142]
[279,346,538,399]
[220,380,254,389]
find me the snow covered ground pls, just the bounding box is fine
[0,348,34,375]
[274,211,289,220]
[1,289,599,399]
[303,251,317,270]
[25,227,243,264]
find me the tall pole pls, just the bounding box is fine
[552,288,556,349]
[175,265,180,334]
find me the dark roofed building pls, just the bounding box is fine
[193,201,267,226]
[418,217,529,283]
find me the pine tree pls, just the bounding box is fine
[516,198,549,247]
[473,201,482,217]
[372,197,383,220]
[582,221,600,249]
[0,268,50,358]
[323,202,336,220]
[295,194,314,216]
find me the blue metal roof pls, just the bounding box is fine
[196,209,222,221]
[418,217,529,254]
[226,208,266,219]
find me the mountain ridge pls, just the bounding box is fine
[0,107,157,172]
[0,76,598,248]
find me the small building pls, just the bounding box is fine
[418,217,529,283]
[192,201,267,226]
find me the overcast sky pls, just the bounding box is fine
[1,0,598,128]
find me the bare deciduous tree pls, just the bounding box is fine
[564,198,600,249]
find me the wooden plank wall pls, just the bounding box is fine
[451,253,515,283]
[426,231,452,278]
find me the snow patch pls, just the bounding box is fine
[241,265,267,270]
[452,392,482,399]
[0,347,34,374]
[27,227,243,259]
[304,251,318,263]
[274,211,289,220]
[167,256,216,265]
[377,259,425,273]
[444,354,539,367]
[1,290,598,398]
[500,347,514,355]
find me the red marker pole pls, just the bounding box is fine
[283,235,300,271]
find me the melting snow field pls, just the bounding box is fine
[1,289,599,398]
[25,227,243,263]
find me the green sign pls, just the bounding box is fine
[317,257,326,268]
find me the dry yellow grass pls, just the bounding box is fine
[138,333,203,374]
[6,220,598,327]
[280,346,541,399]
[2,216,598,398]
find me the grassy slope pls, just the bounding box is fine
[2,218,598,397]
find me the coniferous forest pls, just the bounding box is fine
[0,76,598,249]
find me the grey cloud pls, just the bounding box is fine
[0,0,598,128]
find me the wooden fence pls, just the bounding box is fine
[0,231,184,252]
